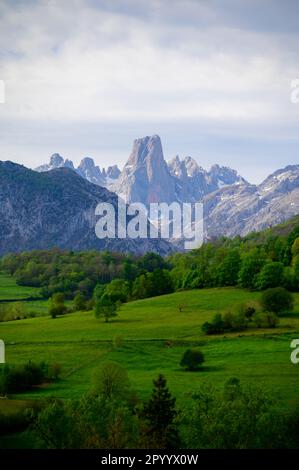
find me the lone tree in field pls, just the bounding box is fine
[49,293,67,318]
[260,287,294,316]
[94,294,117,323]
[141,374,179,448]
[180,349,205,371]
[93,362,129,400]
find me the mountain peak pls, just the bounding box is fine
[50,153,64,167]
[208,164,246,187]
[259,164,299,195]
[35,153,121,188]
[126,134,163,169]
[183,156,203,176]
[78,157,97,170]
[115,134,175,204]
[64,159,75,170]
[168,155,188,180]
[77,157,104,185]
[105,165,121,179]
[36,153,69,172]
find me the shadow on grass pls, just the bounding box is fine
[106,318,142,324]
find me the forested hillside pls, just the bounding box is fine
[1,216,298,306]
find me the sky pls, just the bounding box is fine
[0,0,299,183]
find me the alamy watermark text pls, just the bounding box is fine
[95,198,203,250]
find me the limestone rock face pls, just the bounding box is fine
[32,136,299,245]
[203,164,299,238]
[0,161,172,255]
[106,165,121,180]
[168,155,245,203]
[113,135,176,205]
[77,157,105,186]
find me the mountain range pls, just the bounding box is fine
[36,153,121,188]
[35,135,299,238]
[36,135,247,206]
[0,134,298,254]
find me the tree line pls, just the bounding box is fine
[1,223,298,311]
[5,366,298,448]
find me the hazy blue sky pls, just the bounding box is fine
[0,0,299,183]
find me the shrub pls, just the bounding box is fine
[49,293,67,318]
[222,310,235,330]
[234,301,258,320]
[73,292,87,311]
[49,304,67,318]
[180,349,205,371]
[0,361,45,394]
[222,309,248,331]
[252,311,279,328]
[260,287,294,315]
[0,360,62,396]
[94,295,117,323]
[202,313,225,335]
[203,305,259,335]
[92,362,129,399]
[0,302,27,322]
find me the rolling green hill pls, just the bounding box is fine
[0,285,298,408]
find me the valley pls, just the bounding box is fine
[0,277,298,404]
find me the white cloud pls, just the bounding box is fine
[0,0,299,179]
[0,0,298,123]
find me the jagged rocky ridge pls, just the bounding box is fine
[13,134,299,245]
[0,161,172,255]
[204,164,299,238]
[35,135,246,204]
[36,154,120,188]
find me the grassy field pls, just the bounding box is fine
[0,280,298,410]
[0,274,71,316]
[0,273,41,301]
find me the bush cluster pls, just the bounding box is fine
[0,361,62,395]
[202,288,294,335]
[0,302,36,322]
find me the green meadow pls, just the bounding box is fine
[0,275,298,411]
[0,273,41,301]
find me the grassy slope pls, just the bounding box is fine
[0,273,41,301]
[0,285,298,409]
[0,274,72,315]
